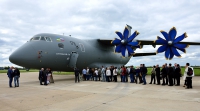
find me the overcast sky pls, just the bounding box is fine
[0,0,200,67]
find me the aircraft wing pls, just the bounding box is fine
[136,40,200,46]
[132,52,156,57]
[97,39,113,46]
[98,39,200,47]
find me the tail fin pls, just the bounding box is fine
[126,24,132,37]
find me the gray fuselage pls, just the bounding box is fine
[9,33,130,71]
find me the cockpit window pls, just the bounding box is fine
[45,37,52,42]
[30,36,52,42]
[30,37,40,41]
[40,37,46,41]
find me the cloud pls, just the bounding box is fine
[0,0,200,67]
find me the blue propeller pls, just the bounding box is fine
[155,27,189,60]
[111,26,140,57]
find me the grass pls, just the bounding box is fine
[53,71,74,75]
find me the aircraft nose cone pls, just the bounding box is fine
[9,43,36,66]
[9,51,24,65]
[9,52,17,64]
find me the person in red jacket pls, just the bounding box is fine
[122,66,126,82]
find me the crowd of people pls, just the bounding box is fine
[38,68,53,85]
[78,63,194,89]
[7,63,194,89]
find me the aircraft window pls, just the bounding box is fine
[45,37,52,42]
[58,43,64,49]
[30,37,40,41]
[40,37,46,41]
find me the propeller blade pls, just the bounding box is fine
[128,31,138,42]
[169,27,177,41]
[127,42,139,46]
[157,45,168,53]
[123,27,129,40]
[171,47,181,57]
[121,46,126,57]
[135,45,142,49]
[165,47,171,60]
[111,39,121,45]
[173,33,187,43]
[173,44,188,49]
[115,44,122,53]
[177,47,186,53]
[155,36,167,44]
[115,31,124,40]
[128,52,131,57]
[160,31,169,41]
[169,47,174,60]
[126,45,134,54]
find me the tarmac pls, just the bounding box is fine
[0,72,200,111]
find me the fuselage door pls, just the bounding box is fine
[69,51,79,68]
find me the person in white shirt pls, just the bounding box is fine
[106,67,111,82]
[101,66,106,82]
[86,67,90,80]
[82,68,87,81]
[94,68,98,81]
[183,63,194,89]
[113,67,118,82]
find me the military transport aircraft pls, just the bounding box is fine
[9,25,200,71]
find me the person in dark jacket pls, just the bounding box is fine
[155,64,160,85]
[161,65,167,85]
[110,66,114,82]
[74,68,80,83]
[39,68,44,85]
[173,63,177,85]
[129,65,135,83]
[168,64,174,86]
[142,64,147,85]
[13,68,20,87]
[175,64,181,86]
[165,63,169,85]
[7,66,14,88]
[135,66,141,84]
[44,68,48,85]
[89,68,93,81]
[139,64,143,84]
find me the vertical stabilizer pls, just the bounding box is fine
[126,24,132,37]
